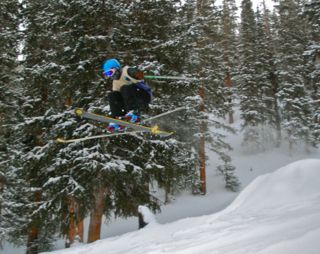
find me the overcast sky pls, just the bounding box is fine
[215,0,275,10]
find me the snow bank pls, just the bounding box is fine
[43,159,320,254]
[225,159,320,213]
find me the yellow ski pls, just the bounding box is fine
[56,107,184,143]
[56,131,140,143]
[74,108,173,137]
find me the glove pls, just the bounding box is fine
[135,71,144,80]
[128,67,144,80]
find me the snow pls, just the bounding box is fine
[138,205,158,225]
[42,159,320,254]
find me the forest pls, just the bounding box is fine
[0,0,319,253]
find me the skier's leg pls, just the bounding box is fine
[108,91,126,118]
[120,85,150,115]
[120,85,138,113]
[136,88,150,113]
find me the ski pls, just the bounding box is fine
[143,106,187,123]
[56,107,186,143]
[56,131,141,143]
[74,108,174,137]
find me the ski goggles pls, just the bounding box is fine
[104,68,116,77]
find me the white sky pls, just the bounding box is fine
[215,0,275,10]
[250,0,275,10]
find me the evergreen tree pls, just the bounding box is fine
[304,0,320,44]
[112,0,181,70]
[221,0,238,124]
[177,0,238,192]
[262,2,283,147]
[276,0,313,149]
[14,1,72,251]
[238,0,264,150]
[0,0,22,246]
[254,7,281,149]
[238,0,282,151]
[304,0,320,144]
[221,0,238,77]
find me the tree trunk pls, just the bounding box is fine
[198,85,207,195]
[77,220,84,242]
[196,0,208,195]
[225,73,234,124]
[164,183,171,204]
[26,191,42,254]
[222,0,234,124]
[26,224,39,254]
[65,197,84,247]
[87,186,107,243]
[64,95,73,108]
[270,71,282,147]
[27,132,44,254]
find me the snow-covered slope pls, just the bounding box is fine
[44,159,320,254]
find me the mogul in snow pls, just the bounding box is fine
[102,58,152,132]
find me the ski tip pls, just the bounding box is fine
[160,132,175,137]
[150,125,174,137]
[56,138,68,143]
[150,125,160,134]
[75,108,84,117]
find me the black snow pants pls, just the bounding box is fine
[108,84,150,118]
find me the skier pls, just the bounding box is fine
[103,58,152,132]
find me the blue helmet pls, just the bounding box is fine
[103,59,121,73]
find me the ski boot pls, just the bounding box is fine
[124,111,141,123]
[107,123,125,133]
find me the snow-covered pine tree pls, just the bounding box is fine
[13,1,73,252]
[111,0,180,68]
[238,0,264,151]
[173,0,239,192]
[276,0,313,150]
[217,159,240,192]
[148,0,208,194]
[0,0,24,246]
[304,0,320,145]
[238,0,282,151]
[253,7,281,149]
[199,0,239,192]
[0,0,20,169]
[261,1,283,147]
[304,0,320,44]
[221,0,239,124]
